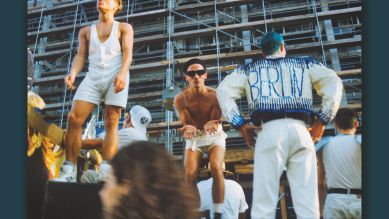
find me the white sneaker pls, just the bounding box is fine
[51,161,77,182]
[97,161,112,183]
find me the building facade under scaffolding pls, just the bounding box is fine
[27,0,362,217]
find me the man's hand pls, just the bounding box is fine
[239,124,261,148]
[64,73,76,90]
[178,125,197,139]
[204,119,222,135]
[309,119,325,143]
[113,72,127,93]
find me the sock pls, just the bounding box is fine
[63,160,75,168]
[213,203,223,213]
[61,160,77,177]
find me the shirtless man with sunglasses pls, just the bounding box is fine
[174,58,227,219]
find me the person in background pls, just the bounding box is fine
[80,105,151,183]
[82,105,152,150]
[197,163,248,219]
[317,108,362,219]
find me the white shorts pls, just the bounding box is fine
[185,124,227,153]
[73,72,129,108]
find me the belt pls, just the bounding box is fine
[327,188,362,195]
[260,112,311,124]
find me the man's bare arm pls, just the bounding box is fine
[209,92,222,120]
[204,95,223,133]
[113,23,134,93]
[174,93,197,138]
[317,150,327,216]
[174,93,191,125]
[81,139,103,150]
[310,117,326,143]
[119,23,134,73]
[64,27,88,90]
[238,212,246,219]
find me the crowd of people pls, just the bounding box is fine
[46,0,362,218]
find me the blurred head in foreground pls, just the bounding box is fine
[99,141,200,219]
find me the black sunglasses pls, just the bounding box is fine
[186,69,206,77]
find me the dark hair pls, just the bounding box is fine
[260,32,284,56]
[109,141,200,219]
[334,108,358,130]
[183,58,207,73]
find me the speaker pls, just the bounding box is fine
[42,182,103,219]
[27,148,48,219]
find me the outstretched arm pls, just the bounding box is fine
[64,27,89,90]
[174,93,197,139]
[204,95,223,134]
[81,139,103,150]
[113,23,134,93]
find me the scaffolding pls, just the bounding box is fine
[28,0,363,156]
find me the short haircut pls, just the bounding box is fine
[334,108,358,130]
[183,58,207,73]
[260,32,285,56]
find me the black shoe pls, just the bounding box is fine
[214,213,222,219]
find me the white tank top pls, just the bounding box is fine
[88,21,122,77]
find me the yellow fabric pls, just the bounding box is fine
[27,128,65,179]
[27,128,42,157]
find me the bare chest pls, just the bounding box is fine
[185,95,218,123]
[87,23,120,43]
[97,25,113,42]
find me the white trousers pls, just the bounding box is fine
[324,194,361,219]
[251,118,319,219]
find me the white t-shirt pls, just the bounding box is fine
[322,134,361,189]
[99,127,147,149]
[197,178,248,219]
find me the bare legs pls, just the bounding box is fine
[64,100,96,164]
[184,149,202,184]
[209,145,225,204]
[101,105,122,160]
[184,145,225,207]
[64,101,122,163]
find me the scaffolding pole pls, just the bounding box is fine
[214,0,221,84]
[311,0,327,65]
[165,0,174,154]
[171,10,261,49]
[261,0,268,32]
[60,0,81,128]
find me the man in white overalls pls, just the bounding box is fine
[54,0,134,182]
